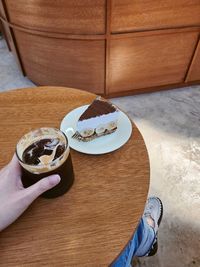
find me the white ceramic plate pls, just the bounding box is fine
[60,105,132,155]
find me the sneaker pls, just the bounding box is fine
[144,197,163,257]
[134,196,163,257]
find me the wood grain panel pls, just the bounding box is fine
[111,0,200,33]
[186,39,200,82]
[14,30,105,94]
[109,31,199,93]
[0,87,149,266]
[5,0,106,34]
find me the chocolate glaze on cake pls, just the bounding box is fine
[79,99,116,121]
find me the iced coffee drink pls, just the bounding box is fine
[16,128,74,198]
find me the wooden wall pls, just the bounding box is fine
[0,0,200,96]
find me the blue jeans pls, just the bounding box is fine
[111,217,155,267]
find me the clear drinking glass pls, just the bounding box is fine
[16,127,74,198]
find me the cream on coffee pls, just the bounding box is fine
[22,138,65,166]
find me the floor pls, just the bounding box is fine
[0,38,200,267]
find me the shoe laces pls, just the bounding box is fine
[144,203,154,217]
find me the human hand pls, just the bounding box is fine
[0,154,60,231]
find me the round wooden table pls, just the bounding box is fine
[0,87,149,266]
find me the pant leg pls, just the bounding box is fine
[134,216,155,257]
[111,217,155,267]
[111,219,143,267]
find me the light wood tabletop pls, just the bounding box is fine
[0,86,150,266]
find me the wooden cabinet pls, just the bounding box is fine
[111,0,200,33]
[109,30,199,93]
[14,30,105,94]
[0,0,200,96]
[186,39,200,82]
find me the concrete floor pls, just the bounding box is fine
[0,38,200,267]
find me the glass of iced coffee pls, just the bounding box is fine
[16,127,74,198]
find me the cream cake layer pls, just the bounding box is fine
[77,111,119,132]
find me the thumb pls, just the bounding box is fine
[9,154,22,177]
[24,175,61,203]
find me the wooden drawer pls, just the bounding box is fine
[111,0,200,33]
[14,30,105,94]
[186,39,200,82]
[109,31,199,93]
[5,0,106,34]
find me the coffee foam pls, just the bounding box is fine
[16,128,69,174]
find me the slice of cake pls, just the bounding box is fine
[73,98,119,141]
